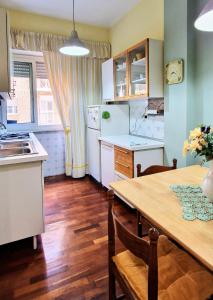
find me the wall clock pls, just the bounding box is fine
[165,59,184,85]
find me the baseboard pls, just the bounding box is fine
[44,174,67,183]
[44,174,91,183]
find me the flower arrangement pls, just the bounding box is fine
[183,125,213,162]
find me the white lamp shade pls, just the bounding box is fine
[59,30,90,56]
[194,0,213,31]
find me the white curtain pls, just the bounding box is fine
[43,52,105,177]
[11,28,111,177]
[10,29,110,58]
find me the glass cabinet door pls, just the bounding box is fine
[128,41,148,97]
[114,53,127,98]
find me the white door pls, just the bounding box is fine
[101,141,114,189]
[102,58,114,101]
[87,128,101,182]
[0,161,44,246]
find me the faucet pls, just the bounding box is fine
[0,122,7,135]
[0,122,6,130]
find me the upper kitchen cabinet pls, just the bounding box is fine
[102,58,114,101]
[101,38,163,101]
[0,8,11,93]
[127,39,163,99]
[113,51,128,100]
[102,53,128,102]
[128,40,148,98]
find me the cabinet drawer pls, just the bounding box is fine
[114,146,133,178]
[114,146,133,164]
[115,161,133,178]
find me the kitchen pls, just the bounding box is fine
[0,0,213,299]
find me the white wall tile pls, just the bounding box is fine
[35,131,65,177]
[130,101,164,140]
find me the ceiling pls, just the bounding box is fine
[0,0,140,27]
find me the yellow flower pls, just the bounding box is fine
[190,140,202,152]
[183,140,190,156]
[199,138,207,146]
[189,127,202,140]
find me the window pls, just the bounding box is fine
[36,62,61,126]
[6,51,61,130]
[7,61,33,124]
[7,105,18,114]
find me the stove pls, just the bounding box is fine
[0,133,30,140]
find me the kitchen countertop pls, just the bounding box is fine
[0,133,48,166]
[99,134,164,151]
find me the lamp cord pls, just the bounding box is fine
[73,0,75,31]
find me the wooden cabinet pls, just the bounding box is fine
[114,146,133,178]
[102,38,163,101]
[0,8,11,93]
[113,51,128,99]
[114,146,163,179]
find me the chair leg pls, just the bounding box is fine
[137,210,142,238]
[109,262,116,300]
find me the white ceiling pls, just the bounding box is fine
[0,0,140,27]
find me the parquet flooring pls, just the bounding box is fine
[0,176,136,300]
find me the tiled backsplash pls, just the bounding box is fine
[130,100,164,140]
[35,131,65,177]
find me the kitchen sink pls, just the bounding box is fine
[0,139,38,158]
[0,148,31,158]
[0,133,30,140]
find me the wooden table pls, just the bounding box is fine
[110,165,213,271]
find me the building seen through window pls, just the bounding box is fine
[7,56,61,127]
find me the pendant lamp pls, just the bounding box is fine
[194,0,213,31]
[59,0,90,56]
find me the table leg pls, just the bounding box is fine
[33,236,37,250]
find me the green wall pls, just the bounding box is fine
[195,0,213,125]
[164,0,213,167]
[164,0,192,167]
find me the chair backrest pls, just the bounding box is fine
[108,190,159,300]
[137,158,177,177]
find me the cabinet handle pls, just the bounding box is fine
[116,161,130,168]
[116,148,129,155]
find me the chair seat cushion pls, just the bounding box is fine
[113,235,213,300]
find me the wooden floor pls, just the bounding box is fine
[0,176,136,300]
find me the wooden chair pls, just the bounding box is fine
[108,190,213,300]
[108,190,159,300]
[136,158,177,237]
[137,158,177,177]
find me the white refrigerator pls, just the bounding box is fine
[87,104,129,182]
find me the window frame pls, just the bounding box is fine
[3,50,63,133]
[10,59,35,125]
